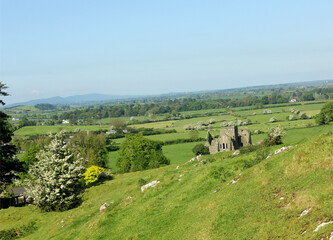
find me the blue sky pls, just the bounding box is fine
[1,0,333,104]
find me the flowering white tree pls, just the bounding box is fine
[264,126,286,146]
[27,131,86,211]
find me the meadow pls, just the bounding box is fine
[12,101,330,168]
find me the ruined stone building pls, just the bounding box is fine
[205,126,252,154]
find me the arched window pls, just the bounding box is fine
[222,143,225,149]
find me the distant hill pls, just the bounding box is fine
[4,79,333,108]
[4,94,139,108]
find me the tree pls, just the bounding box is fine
[192,144,209,155]
[116,134,169,173]
[27,131,86,211]
[264,126,285,146]
[315,101,333,125]
[20,143,40,172]
[301,93,315,101]
[70,131,108,167]
[110,118,125,129]
[0,82,22,187]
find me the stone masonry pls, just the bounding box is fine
[205,126,252,154]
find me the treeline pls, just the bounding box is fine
[44,86,333,124]
[54,94,290,122]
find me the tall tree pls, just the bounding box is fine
[117,134,169,173]
[0,82,22,186]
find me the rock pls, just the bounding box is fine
[141,180,160,192]
[232,150,240,156]
[267,146,293,159]
[313,221,333,232]
[299,208,312,218]
[231,178,239,184]
[273,146,293,155]
[100,202,110,213]
[176,166,180,169]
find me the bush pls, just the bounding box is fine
[116,134,170,173]
[288,115,297,121]
[269,117,277,123]
[264,126,285,146]
[210,166,232,182]
[138,178,147,186]
[27,131,86,211]
[263,109,272,114]
[192,144,210,155]
[83,165,112,185]
[298,113,308,119]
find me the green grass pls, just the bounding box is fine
[106,141,205,172]
[162,141,204,165]
[2,133,333,239]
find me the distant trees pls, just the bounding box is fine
[315,101,333,125]
[110,118,126,129]
[34,103,56,110]
[27,131,86,211]
[301,93,315,101]
[116,134,170,173]
[18,117,36,128]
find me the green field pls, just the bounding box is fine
[14,125,110,136]
[107,141,205,172]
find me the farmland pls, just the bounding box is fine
[8,100,333,172]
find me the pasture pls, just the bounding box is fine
[12,100,332,173]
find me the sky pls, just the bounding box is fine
[1,0,333,104]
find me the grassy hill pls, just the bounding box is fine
[1,133,333,239]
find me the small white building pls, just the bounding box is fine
[62,119,70,124]
[289,99,297,103]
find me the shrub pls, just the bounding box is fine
[192,144,210,155]
[27,131,86,211]
[288,115,297,121]
[210,166,232,182]
[264,126,285,146]
[138,178,147,186]
[263,109,272,114]
[83,165,112,185]
[299,113,308,119]
[269,117,277,123]
[209,119,216,124]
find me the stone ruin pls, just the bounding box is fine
[205,126,252,154]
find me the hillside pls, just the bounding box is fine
[1,133,333,239]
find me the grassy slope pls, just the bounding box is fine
[2,133,333,239]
